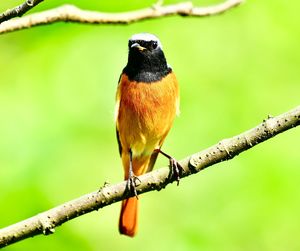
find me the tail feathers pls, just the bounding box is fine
[119,197,138,237]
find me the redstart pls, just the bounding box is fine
[115,33,181,237]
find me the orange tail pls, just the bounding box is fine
[119,197,138,237]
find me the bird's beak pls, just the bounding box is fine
[131,43,146,51]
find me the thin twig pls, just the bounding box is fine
[0,0,44,24]
[0,0,243,35]
[0,105,299,248]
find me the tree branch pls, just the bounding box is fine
[0,105,299,247]
[0,0,44,24]
[0,0,243,35]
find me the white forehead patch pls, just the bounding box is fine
[129,33,162,48]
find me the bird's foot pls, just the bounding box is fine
[126,174,141,199]
[168,157,184,186]
[155,148,184,185]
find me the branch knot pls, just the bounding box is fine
[37,213,55,235]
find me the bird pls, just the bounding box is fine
[115,33,182,237]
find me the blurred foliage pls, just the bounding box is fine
[1,0,300,250]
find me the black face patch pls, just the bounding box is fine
[123,41,171,83]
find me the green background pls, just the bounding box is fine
[1,0,300,250]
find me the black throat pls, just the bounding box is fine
[123,48,171,83]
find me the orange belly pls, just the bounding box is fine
[116,72,179,158]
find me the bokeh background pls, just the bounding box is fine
[1,0,300,250]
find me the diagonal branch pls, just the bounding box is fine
[0,0,44,24]
[0,0,243,35]
[0,105,300,248]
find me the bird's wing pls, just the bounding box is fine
[115,73,123,156]
[116,128,122,156]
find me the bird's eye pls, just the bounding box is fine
[128,40,133,48]
[151,41,158,49]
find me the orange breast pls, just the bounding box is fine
[116,72,179,157]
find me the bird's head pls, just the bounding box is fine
[124,33,170,82]
[128,33,163,54]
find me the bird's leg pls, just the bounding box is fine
[126,149,141,198]
[154,148,184,185]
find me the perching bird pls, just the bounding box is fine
[115,33,181,237]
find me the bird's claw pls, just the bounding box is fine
[168,158,184,185]
[126,175,141,198]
